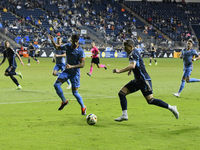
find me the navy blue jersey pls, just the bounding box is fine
[3,48,17,67]
[129,49,151,81]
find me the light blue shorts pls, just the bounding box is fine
[183,68,192,78]
[53,63,65,72]
[58,71,80,88]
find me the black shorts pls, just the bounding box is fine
[5,66,16,73]
[91,57,100,65]
[29,51,35,57]
[150,51,155,58]
[125,79,153,97]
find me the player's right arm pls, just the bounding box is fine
[113,62,136,74]
[49,35,61,50]
[0,56,6,66]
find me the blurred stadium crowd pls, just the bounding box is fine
[0,0,199,54]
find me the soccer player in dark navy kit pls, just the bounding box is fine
[149,43,157,66]
[173,39,200,97]
[27,42,39,66]
[0,40,24,90]
[50,34,86,115]
[113,40,179,122]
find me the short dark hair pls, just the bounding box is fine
[71,34,79,42]
[124,40,134,47]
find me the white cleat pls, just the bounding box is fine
[149,63,151,66]
[173,93,180,98]
[16,85,22,90]
[27,63,30,66]
[67,84,71,89]
[170,106,179,119]
[115,115,128,122]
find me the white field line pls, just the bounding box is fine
[0,88,117,105]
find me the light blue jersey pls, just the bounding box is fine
[60,43,85,76]
[54,49,66,64]
[181,48,198,69]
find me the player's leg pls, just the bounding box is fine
[145,94,179,119]
[27,56,31,66]
[142,80,179,119]
[32,56,39,64]
[71,75,86,115]
[5,67,23,79]
[52,64,60,76]
[186,78,200,82]
[53,72,69,110]
[87,62,94,76]
[115,80,139,122]
[153,54,157,65]
[97,58,107,69]
[149,57,152,65]
[173,69,189,97]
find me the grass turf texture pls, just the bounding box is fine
[0,57,200,150]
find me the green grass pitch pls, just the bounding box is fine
[0,57,200,150]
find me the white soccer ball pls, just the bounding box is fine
[86,114,97,125]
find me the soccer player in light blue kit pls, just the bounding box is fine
[50,34,86,115]
[173,39,200,97]
[52,37,71,89]
[113,40,179,122]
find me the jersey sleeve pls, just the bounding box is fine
[192,49,199,57]
[129,51,139,63]
[79,48,85,59]
[60,43,68,51]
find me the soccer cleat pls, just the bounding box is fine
[27,63,30,66]
[58,101,68,110]
[81,106,86,115]
[104,66,107,70]
[67,84,71,89]
[87,72,91,76]
[114,115,128,122]
[170,106,179,119]
[37,60,40,64]
[173,92,180,98]
[155,62,157,66]
[16,85,22,90]
[149,63,151,66]
[18,71,23,79]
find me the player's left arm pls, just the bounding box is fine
[192,54,200,61]
[113,62,136,74]
[16,52,24,66]
[55,52,66,57]
[66,58,85,69]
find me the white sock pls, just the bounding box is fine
[122,110,127,116]
[168,105,173,110]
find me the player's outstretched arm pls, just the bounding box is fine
[192,55,200,61]
[0,57,6,66]
[16,53,24,66]
[49,35,61,50]
[113,62,135,74]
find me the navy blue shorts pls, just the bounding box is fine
[5,66,16,73]
[125,79,153,97]
[29,51,35,57]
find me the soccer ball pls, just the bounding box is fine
[86,114,97,125]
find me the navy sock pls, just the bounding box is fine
[10,77,19,86]
[8,72,17,76]
[150,59,152,63]
[34,58,38,61]
[118,91,127,110]
[28,58,30,63]
[148,98,168,109]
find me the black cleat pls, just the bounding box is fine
[87,72,91,76]
[58,101,68,110]
[104,66,107,70]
